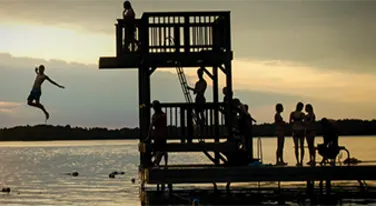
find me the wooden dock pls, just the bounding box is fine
[141,185,376,206]
[140,164,376,184]
[139,164,376,205]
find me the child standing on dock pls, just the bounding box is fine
[275,103,287,166]
[289,102,306,166]
[305,104,316,166]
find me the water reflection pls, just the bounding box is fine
[0,137,375,205]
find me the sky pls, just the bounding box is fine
[0,0,376,128]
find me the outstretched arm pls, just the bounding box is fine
[46,76,64,89]
[251,117,257,123]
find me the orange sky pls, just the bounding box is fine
[0,0,375,127]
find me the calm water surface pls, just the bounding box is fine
[1,136,376,206]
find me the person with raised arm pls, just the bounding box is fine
[27,65,64,121]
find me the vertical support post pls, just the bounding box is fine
[224,12,233,141]
[174,26,180,53]
[187,108,193,143]
[213,66,220,165]
[138,13,151,169]
[225,62,233,141]
[180,108,186,143]
[184,16,190,53]
[139,65,151,168]
[116,23,122,56]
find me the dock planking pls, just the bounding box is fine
[141,165,376,184]
[138,142,238,153]
[141,186,376,206]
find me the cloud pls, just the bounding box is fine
[0,101,22,108]
[1,0,376,74]
[0,108,15,113]
[0,101,22,115]
[1,53,375,128]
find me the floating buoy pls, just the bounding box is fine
[2,187,10,193]
[109,171,125,179]
[131,178,136,184]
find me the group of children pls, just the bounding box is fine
[274,102,335,166]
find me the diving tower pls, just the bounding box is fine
[99,11,238,169]
[98,8,376,206]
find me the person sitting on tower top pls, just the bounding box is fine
[27,65,65,122]
[188,68,207,123]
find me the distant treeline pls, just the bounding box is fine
[0,119,375,141]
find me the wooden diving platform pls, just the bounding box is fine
[99,51,233,69]
[140,165,376,184]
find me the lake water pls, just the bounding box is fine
[1,136,376,206]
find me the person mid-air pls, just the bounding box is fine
[27,65,65,121]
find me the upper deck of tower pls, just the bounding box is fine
[99,11,233,69]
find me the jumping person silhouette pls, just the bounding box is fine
[27,65,65,122]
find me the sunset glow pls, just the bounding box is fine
[1,0,375,127]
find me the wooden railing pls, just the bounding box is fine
[158,102,227,142]
[115,11,231,56]
[116,19,142,55]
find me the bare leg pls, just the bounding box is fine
[280,136,286,164]
[28,100,49,121]
[306,135,315,164]
[299,136,305,166]
[153,152,163,166]
[293,136,299,166]
[276,136,282,164]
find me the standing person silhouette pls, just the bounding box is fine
[27,65,65,121]
[188,68,207,123]
[144,100,168,167]
[289,102,306,166]
[122,0,138,51]
[275,103,287,165]
[305,104,316,166]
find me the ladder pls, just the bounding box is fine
[168,60,200,136]
[166,37,202,142]
[175,62,193,103]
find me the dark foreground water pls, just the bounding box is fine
[1,137,376,206]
